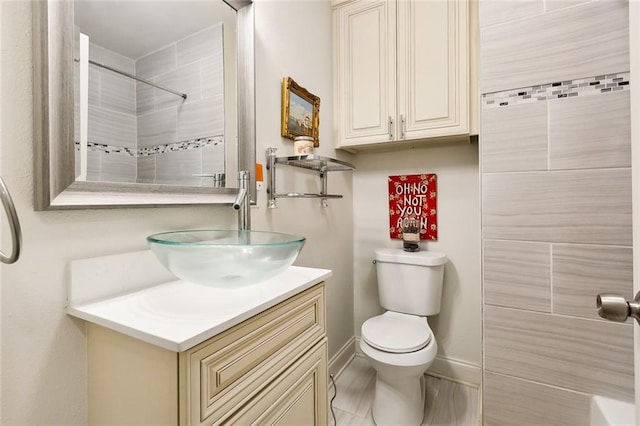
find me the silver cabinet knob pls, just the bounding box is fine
[596,292,640,324]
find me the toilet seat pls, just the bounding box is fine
[361,311,432,353]
[360,332,437,368]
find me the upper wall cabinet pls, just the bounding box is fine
[333,0,477,151]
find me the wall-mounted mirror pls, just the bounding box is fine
[33,0,254,209]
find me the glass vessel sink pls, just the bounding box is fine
[147,230,306,287]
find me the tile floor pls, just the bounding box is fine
[329,356,480,426]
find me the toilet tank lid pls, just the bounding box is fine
[375,248,447,266]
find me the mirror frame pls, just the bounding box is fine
[32,0,255,210]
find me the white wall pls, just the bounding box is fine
[353,142,482,384]
[252,0,355,364]
[0,0,352,423]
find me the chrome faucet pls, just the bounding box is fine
[233,170,251,231]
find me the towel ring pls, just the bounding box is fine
[0,177,21,264]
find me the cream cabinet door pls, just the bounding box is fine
[181,285,326,426]
[396,0,469,139]
[334,0,396,147]
[223,340,328,426]
[334,0,471,150]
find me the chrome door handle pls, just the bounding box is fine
[388,116,394,140]
[596,292,640,324]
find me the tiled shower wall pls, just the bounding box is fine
[77,25,225,185]
[85,44,138,182]
[480,1,633,424]
[135,24,225,186]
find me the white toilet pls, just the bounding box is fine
[360,248,447,426]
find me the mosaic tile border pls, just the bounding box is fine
[482,72,630,109]
[79,144,137,156]
[138,136,223,157]
[75,135,224,157]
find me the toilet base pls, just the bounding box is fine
[372,373,426,426]
[359,317,437,426]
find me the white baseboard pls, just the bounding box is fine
[429,356,481,387]
[354,336,364,356]
[329,336,356,378]
[354,337,481,386]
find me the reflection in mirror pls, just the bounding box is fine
[32,0,254,209]
[73,1,237,187]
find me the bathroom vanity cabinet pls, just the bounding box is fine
[332,0,478,151]
[86,284,328,425]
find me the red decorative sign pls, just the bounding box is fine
[388,174,438,240]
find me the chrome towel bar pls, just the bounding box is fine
[0,177,21,264]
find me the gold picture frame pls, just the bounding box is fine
[281,77,320,147]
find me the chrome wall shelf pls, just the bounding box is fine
[266,147,355,208]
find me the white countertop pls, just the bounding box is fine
[67,261,331,352]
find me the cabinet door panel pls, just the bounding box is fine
[411,0,449,121]
[182,285,326,425]
[397,0,469,139]
[223,340,328,426]
[334,0,395,146]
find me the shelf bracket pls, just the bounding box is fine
[320,170,328,208]
[267,147,278,209]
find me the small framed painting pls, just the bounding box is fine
[281,77,320,147]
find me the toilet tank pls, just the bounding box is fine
[374,248,447,316]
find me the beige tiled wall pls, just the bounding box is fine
[481,101,547,173]
[86,44,137,183]
[481,0,629,94]
[485,306,633,399]
[548,91,631,170]
[483,240,550,312]
[135,24,225,186]
[553,244,633,320]
[484,372,591,425]
[480,1,633,424]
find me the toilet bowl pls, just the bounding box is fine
[360,311,437,425]
[362,248,447,426]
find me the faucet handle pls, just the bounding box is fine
[234,170,251,230]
